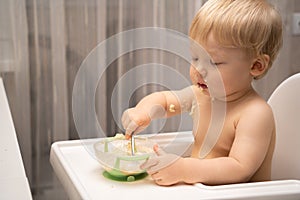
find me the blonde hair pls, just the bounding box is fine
[189,0,283,79]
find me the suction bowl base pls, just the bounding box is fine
[102,171,148,182]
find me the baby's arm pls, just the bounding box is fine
[180,102,275,185]
[122,86,194,137]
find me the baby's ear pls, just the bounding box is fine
[250,54,270,78]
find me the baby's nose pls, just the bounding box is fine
[197,67,207,78]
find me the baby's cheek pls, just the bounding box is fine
[189,66,199,82]
[189,66,195,78]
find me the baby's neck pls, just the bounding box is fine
[213,86,255,103]
[228,87,255,103]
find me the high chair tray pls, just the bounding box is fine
[50,131,300,200]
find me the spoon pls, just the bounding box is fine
[131,134,135,156]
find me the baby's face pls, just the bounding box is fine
[190,33,254,101]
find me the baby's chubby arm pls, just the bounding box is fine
[142,100,275,186]
[122,86,194,138]
[122,91,179,138]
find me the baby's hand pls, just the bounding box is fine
[121,107,152,139]
[141,144,184,186]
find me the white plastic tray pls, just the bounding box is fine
[50,132,300,200]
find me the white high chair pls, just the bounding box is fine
[50,73,300,200]
[268,72,300,180]
[0,78,32,199]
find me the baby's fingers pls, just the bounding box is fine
[121,110,130,129]
[125,120,138,138]
[140,158,159,174]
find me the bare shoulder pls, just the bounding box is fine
[238,94,275,128]
[244,95,273,117]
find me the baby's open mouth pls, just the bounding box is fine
[198,83,208,89]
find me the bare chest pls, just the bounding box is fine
[190,101,237,158]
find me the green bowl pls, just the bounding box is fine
[94,134,155,179]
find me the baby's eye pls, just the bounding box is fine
[209,59,223,66]
[209,59,216,65]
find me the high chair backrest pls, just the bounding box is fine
[268,73,300,180]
